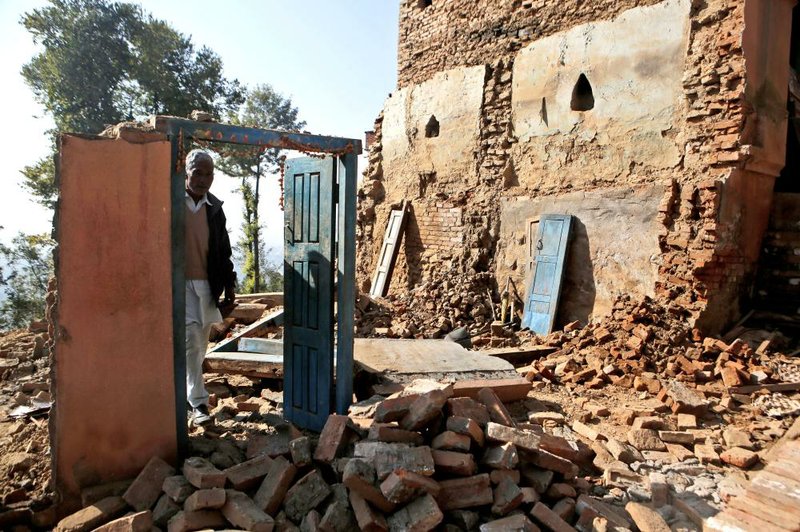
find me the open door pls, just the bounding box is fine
[283,156,336,431]
[522,214,573,335]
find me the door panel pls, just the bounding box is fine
[522,214,573,335]
[284,156,335,431]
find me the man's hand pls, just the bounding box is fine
[220,285,237,317]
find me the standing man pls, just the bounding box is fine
[184,149,236,426]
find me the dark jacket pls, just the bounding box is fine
[205,192,236,306]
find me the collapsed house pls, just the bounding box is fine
[357,0,799,336]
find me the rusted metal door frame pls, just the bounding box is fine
[153,116,361,450]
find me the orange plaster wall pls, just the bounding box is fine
[54,134,175,498]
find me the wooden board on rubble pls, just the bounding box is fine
[210,309,284,353]
[239,337,283,356]
[452,377,532,402]
[354,338,514,374]
[203,352,283,379]
[479,346,557,366]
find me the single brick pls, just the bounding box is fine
[490,468,521,485]
[300,510,321,532]
[289,436,312,467]
[432,449,478,476]
[183,488,226,511]
[349,491,388,532]
[80,480,132,508]
[373,444,435,480]
[400,390,450,431]
[546,483,577,499]
[224,454,273,491]
[343,459,396,513]
[491,478,523,516]
[479,513,539,531]
[386,494,443,532]
[477,388,515,427]
[436,474,493,511]
[254,456,297,516]
[54,496,128,532]
[166,510,226,532]
[485,422,542,451]
[162,476,194,504]
[482,443,519,470]
[447,397,491,427]
[282,470,331,522]
[318,499,356,532]
[530,501,575,532]
[446,416,485,446]
[380,470,441,504]
[93,510,152,532]
[529,449,579,479]
[625,502,671,532]
[182,457,226,489]
[520,466,553,494]
[222,490,274,532]
[152,494,180,528]
[314,414,352,463]
[375,394,418,423]
[432,430,471,452]
[368,424,424,445]
[720,447,758,469]
[552,497,576,522]
[123,456,176,511]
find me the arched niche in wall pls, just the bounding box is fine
[571,73,595,112]
[425,115,440,138]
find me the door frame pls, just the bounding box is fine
[152,116,360,453]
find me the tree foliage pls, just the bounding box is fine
[20,0,245,208]
[216,85,305,293]
[0,233,55,331]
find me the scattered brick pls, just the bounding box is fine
[182,457,226,489]
[625,501,671,532]
[720,447,758,469]
[225,455,273,491]
[152,495,180,528]
[446,416,485,446]
[482,443,519,470]
[436,474,494,510]
[387,494,443,531]
[184,488,226,512]
[432,449,478,476]
[400,390,451,431]
[447,397,491,426]
[479,513,539,531]
[166,510,226,532]
[491,477,523,516]
[282,470,332,522]
[221,490,274,532]
[530,501,576,532]
[375,394,419,423]
[254,456,297,516]
[343,459,396,513]
[368,424,424,445]
[380,470,441,505]
[477,388,516,427]
[552,497,576,521]
[546,483,577,499]
[372,443,435,480]
[485,422,541,451]
[93,510,152,532]
[162,476,194,504]
[694,444,721,465]
[319,499,356,531]
[54,496,128,532]
[314,414,352,463]
[489,468,521,485]
[627,429,667,451]
[432,430,471,452]
[658,431,694,445]
[520,466,553,494]
[349,491,389,532]
[289,436,312,467]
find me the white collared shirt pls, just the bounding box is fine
[185,191,213,214]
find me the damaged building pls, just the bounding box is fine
[357,0,799,336]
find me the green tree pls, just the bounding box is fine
[216,84,305,293]
[20,0,244,208]
[0,233,55,331]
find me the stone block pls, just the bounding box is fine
[387,494,443,532]
[222,490,274,532]
[54,496,128,532]
[123,456,176,511]
[282,470,331,522]
[436,474,493,510]
[224,455,273,491]
[254,456,297,516]
[184,488,226,511]
[432,449,478,476]
[182,457,226,489]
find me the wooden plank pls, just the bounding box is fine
[336,153,357,415]
[479,346,557,365]
[452,378,532,402]
[729,382,800,394]
[210,309,284,353]
[369,201,409,298]
[233,292,283,306]
[239,338,283,356]
[204,352,283,379]
[228,303,268,323]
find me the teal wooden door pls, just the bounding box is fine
[521,215,573,335]
[283,156,336,431]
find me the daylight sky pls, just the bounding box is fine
[0,0,399,266]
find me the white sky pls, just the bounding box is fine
[0,0,399,268]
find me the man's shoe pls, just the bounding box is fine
[191,404,212,426]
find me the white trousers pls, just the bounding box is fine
[185,280,222,408]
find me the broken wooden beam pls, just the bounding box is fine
[203,352,283,379]
[210,309,284,353]
[729,382,800,395]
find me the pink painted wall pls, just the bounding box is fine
[54,134,176,500]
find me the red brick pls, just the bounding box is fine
[432,449,478,476]
[162,476,194,504]
[319,499,355,531]
[436,474,494,510]
[373,444,435,480]
[485,422,542,451]
[482,443,519,470]
[552,497,576,521]
[519,487,540,505]
[282,470,331,522]
[288,436,312,467]
[530,501,575,532]
[368,424,424,445]
[184,488,226,511]
[400,390,450,431]
[720,447,758,469]
[386,494,443,531]
[55,496,128,532]
[314,414,352,463]
[123,456,176,511]
[539,434,581,462]
[182,457,226,489]
[224,455,273,491]
[432,430,471,452]
[349,491,388,532]
[447,416,485,446]
[479,513,539,531]
[152,495,180,528]
[343,459,396,513]
[520,466,553,493]
[546,483,576,499]
[93,510,152,532]
[625,502,670,532]
[477,388,515,427]
[490,469,521,485]
[375,394,419,423]
[221,490,274,532]
[575,495,634,530]
[81,480,132,508]
[528,449,579,479]
[166,510,226,532]
[491,478,523,516]
[453,378,532,402]
[380,470,441,505]
[253,456,297,515]
[446,397,491,426]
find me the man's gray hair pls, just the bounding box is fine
[185,149,214,172]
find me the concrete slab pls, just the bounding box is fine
[353,339,514,374]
